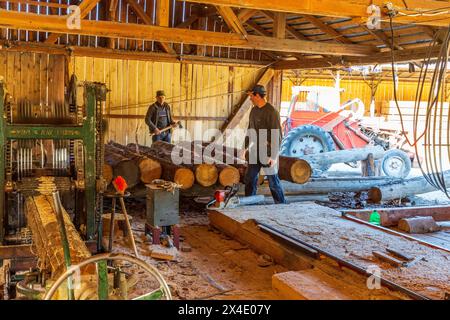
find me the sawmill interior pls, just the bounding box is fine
[0,0,449,304]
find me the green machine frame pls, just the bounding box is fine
[0,81,107,246]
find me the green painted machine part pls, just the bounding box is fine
[0,81,106,245]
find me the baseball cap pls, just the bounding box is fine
[247,85,266,96]
[156,90,166,97]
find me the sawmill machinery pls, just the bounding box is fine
[0,79,170,300]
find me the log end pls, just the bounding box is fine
[174,168,195,190]
[113,160,140,188]
[139,158,162,184]
[290,159,312,184]
[219,166,241,187]
[368,187,382,203]
[195,164,218,187]
[103,164,113,186]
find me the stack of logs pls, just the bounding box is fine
[102,141,312,190]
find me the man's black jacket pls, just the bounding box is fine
[145,102,175,132]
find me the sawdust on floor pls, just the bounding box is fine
[109,209,284,300]
[217,203,450,300]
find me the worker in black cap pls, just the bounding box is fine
[242,84,286,204]
[145,90,176,143]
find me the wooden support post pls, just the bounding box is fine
[156,0,170,27]
[273,12,286,39]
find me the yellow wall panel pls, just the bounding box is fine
[72,56,261,145]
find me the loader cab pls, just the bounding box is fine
[284,86,342,132]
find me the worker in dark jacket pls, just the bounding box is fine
[242,85,286,204]
[145,90,176,143]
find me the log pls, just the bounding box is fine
[191,141,246,186]
[192,141,312,185]
[257,177,401,195]
[105,144,162,184]
[151,141,219,187]
[195,163,219,187]
[125,143,195,189]
[368,170,450,203]
[278,156,311,184]
[218,165,241,187]
[104,149,140,188]
[342,205,450,227]
[300,145,385,169]
[398,216,441,234]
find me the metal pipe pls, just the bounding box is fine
[16,276,45,300]
[256,220,430,300]
[44,253,172,300]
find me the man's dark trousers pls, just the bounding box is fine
[152,132,171,143]
[244,163,286,204]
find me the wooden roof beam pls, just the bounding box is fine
[175,14,199,29]
[261,11,308,40]
[0,10,379,56]
[302,15,354,44]
[0,40,269,67]
[360,24,404,50]
[45,0,101,44]
[126,0,175,54]
[179,0,450,27]
[245,20,271,37]
[273,45,441,69]
[216,6,248,36]
[237,9,258,24]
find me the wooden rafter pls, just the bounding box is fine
[0,10,379,56]
[285,24,309,41]
[216,6,248,36]
[176,14,199,29]
[273,45,441,69]
[302,15,354,44]
[261,11,309,41]
[237,9,258,24]
[360,24,403,50]
[245,20,270,37]
[179,0,450,27]
[44,0,101,44]
[126,0,175,54]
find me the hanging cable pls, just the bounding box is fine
[109,60,276,111]
[389,11,450,197]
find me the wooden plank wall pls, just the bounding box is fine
[72,56,263,146]
[0,51,65,113]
